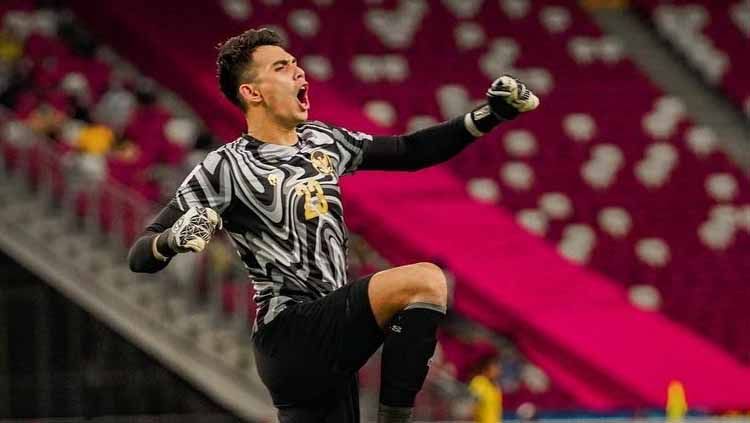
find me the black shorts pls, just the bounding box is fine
[253,275,384,422]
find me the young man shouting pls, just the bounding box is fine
[128,28,538,423]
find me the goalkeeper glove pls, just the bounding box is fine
[152,206,222,261]
[465,75,540,136]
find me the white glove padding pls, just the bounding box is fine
[487,75,540,115]
[167,206,222,253]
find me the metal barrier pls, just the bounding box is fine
[0,105,255,338]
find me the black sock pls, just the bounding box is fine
[379,302,446,410]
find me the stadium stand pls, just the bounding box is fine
[3,0,750,418]
[61,0,750,372]
[60,0,750,412]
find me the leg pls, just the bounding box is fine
[367,263,448,422]
[254,276,384,423]
[277,376,359,423]
[277,407,323,423]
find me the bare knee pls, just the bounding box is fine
[369,262,448,327]
[408,262,447,306]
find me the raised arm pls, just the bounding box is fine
[360,75,539,172]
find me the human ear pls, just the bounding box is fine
[239,83,263,105]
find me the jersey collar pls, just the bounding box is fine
[241,133,302,161]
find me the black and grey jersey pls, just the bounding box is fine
[173,121,373,329]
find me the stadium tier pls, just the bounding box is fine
[7,2,205,199]
[633,0,750,114]
[3,0,750,418]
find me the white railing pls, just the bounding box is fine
[0,105,254,336]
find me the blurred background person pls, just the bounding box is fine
[666,379,688,423]
[468,343,503,423]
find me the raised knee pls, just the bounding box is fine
[411,262,447,305]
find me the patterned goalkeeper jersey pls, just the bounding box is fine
[173,121,373,330]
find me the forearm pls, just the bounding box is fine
[359,102,505,172]
[127,202,183,273]
[127,231,175,273]
[359,116,478,171]
[394,115,477,170]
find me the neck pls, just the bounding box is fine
[245,110,299,146]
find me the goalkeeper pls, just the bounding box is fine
[127,28,538,423]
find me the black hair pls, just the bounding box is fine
[216,28,283,111]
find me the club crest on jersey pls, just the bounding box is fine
[311,150,333,175]
[268,174,280,186]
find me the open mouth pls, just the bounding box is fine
[296,84,310,111]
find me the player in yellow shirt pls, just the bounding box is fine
[666,380,687,422]
[468,346,502,423]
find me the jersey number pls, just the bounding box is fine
[295,180,329,220]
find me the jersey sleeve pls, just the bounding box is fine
[327,124,374,175]
[174,150,233,214]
